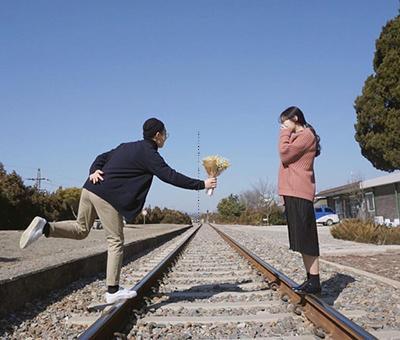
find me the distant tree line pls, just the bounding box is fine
[203,179,286,226]
[0,163,81,230]
[0,163,192,229]
[133,206,192,225]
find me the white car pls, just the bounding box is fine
[315,207,340,226]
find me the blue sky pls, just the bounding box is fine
[0,1,398,213]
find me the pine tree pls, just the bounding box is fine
[354,15,400,171]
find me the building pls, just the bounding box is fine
[316,172,400,226]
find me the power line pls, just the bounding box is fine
[26,168,50,190]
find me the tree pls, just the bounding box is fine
[0,163,80,229]
[161,208,191,224]
[54,187,82,220]
[217,194,245,222]
[354,15,400,171]
[29,188,61,222]
[268,206,286,225]
[0,166,32,228]
[204,179,286,226]
[149,206,163,224]
[345,172,371,220]
[239,179,280,225]
[0,164,8,225]
[132,205,191,224]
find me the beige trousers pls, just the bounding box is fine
[48,188,124,286]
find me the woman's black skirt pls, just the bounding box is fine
[283,196,320,256]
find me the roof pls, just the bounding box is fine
[361,172,400,189]
[317,172,400,197]
[316,182,360,197]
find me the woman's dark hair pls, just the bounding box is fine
[279,106,321,157]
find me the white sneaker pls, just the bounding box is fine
[105,287,137,304]
[19,216,47,249]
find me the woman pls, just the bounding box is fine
[278,106,321,294]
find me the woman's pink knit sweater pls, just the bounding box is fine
[278,128,316,202]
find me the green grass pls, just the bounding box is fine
[330,219,400,245]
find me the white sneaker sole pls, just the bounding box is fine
[19,216,46,249]
[105,290,137,304]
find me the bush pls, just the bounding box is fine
[269,208,286,225]
[330,219,400,245]
[132,206,191,225]
[0,163,78,229]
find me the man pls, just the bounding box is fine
[20,118,217,303]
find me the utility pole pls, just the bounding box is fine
[27,168,49,190]
[197,131,200,224]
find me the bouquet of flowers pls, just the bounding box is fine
[202,155,230,196]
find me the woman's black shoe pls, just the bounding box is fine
[293,279,309,291]
[293,279,321,295]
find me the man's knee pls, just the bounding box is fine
[108,236,124,251]
[75,227,90,240]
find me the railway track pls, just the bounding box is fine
[0,226,196,339]
[78,224,380,339]
[2,223,398,339]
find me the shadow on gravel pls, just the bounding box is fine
[148,282,247,309]
[0,257,19,263]
[320,273,355,306]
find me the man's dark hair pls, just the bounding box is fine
[143,118,165,140]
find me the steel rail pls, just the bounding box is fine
[211,224,377,340]
[78,224,201,340]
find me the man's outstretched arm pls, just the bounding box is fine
[146,150,216,190]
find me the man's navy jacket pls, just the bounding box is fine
[83,139,205,221]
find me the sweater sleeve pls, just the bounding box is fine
[279,129,315,165]
[89,148,115,174]
[146,150,205,190]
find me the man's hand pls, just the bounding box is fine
[204,177,217,189]
[89,170,104,184]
